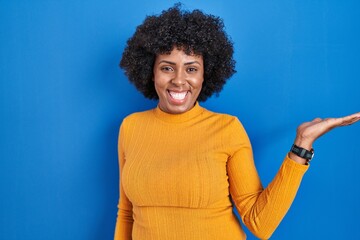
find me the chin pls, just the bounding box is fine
[163,102,194,114]
[168,105,190,114]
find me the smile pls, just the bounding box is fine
[168,90,189,101]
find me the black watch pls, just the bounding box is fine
[290,144,314,161]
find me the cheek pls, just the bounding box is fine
[194,70,204,88]
[153,78,167,97]
[193,77,204,90]
[153,71,168,88]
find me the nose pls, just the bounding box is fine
[171,70,186,86]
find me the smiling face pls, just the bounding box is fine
[153,48,204,114]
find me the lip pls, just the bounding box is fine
[167,90,189,104]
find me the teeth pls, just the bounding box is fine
[169,91,187,100]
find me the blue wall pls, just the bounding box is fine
[1,1,359,239]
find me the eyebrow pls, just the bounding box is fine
[158,60,201,66]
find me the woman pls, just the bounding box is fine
[115,4,359,240]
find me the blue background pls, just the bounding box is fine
[1,0,359,239]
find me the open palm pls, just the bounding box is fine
[295,112,360,149]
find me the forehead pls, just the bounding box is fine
[155,48,203,64]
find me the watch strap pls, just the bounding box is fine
[290,144,314,161]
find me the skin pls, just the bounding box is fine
[153,49,360,165]
[153,48,204,114]
[290,113,360,164]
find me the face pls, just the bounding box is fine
[153,48,204,114]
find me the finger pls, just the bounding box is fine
[353,112,360,118]
[339,116,360,126]
[342,112,360,120]
[328,112,360,126]
[311,118,322,123]
[342,112,360,119]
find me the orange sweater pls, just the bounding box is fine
[114,103,308,240]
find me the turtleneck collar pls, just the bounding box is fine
[152,102,204,123]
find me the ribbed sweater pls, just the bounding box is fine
[114,102,308,240]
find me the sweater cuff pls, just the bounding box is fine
[284,154,309,174]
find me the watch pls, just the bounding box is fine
[290,144,314,161]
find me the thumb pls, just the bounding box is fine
[311,118,322,123]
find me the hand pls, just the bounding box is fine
[289,112,360,164]
[295,112,360,149]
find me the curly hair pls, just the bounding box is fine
[120,3,236,102]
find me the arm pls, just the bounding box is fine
[228,112,360,239]
[227,120,308,239]
[114,123,133,240]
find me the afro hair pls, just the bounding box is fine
[120,3,236,102]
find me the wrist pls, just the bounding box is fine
[289,143,314,165]
[294,137,313,151]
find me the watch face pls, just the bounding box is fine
[309,151,314,161]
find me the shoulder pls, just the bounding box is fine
[202,107,244,128]
[201,107,250,145]
[202,107,249,138]
[123,109,153,121]
[119,108,155,130]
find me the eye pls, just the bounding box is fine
[160,66,174,72]
[187,67,198,73]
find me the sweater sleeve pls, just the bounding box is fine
[227,118,308,240]
[114,122,133,240]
